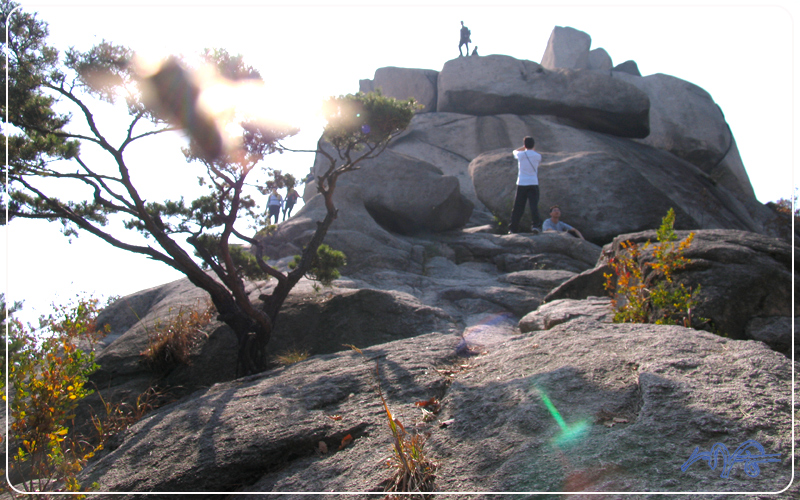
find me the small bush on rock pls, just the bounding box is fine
[766,189,799,242]
[289,244,346,288]
[604,209,704,328]
[140,300,216,373]
[1,294,108,496]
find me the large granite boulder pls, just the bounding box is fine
[467,117,771,243]
[433,230,601,274]
[359,66,439,113]
[264,185,419,273]
[519,296,613,332]
[269,287,458,357]
[436,55,651,138]
[588,47,613,71]
[540,26,592,70]
[307,148,473,235]
[745,316,796,356]
[614,60,642,76]
[613,71,755,202]
[92,278,213,385]
[287,149,474,271]
[547,229,796,343]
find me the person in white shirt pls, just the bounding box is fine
[542,205,584,239]
[509,136,542,234]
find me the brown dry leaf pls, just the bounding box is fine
[414,397,439,408]
[318,441,328,455]
[339,434,353,450]
[328,414,343,421]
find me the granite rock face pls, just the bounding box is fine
[614,60,642,76]
[745,316,795,356]
[297,31,777,243]
[519,296,613,332]
[80,315,794,496]
[359,66,439,113]
[467,120,772,243]
[436,55,651,138]
[588,47,613,71]
[613,71,755,202]
[541,25,592,70]
[92,278,213,385]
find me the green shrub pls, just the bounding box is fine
[192,235,270,280]
[290,244,346,287]
[604,209,704,328]
[1,295,108,496]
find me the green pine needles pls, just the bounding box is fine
[290,244,346,287]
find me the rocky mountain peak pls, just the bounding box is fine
[59,25,796,497]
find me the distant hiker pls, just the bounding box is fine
[283,187,300,221]
[509,136,542,234]
[459,21,471,57]
[471,46,479,56]
[543,205,584,239]
[267,189,282,225]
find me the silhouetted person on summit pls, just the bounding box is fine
[459,21,471,57]
[471,46,479,56]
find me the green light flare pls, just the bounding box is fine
[535,386,589,448]
[554,420,589,447]
[537,387,568,431]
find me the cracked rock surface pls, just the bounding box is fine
[81,311,794,497]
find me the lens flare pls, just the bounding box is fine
[456,312,516,356]
[535,386,589,448]
[135,53,326,161]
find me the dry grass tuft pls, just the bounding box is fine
[273,348,310,366]
[346,345,437,497]
[140,300,215,373]
[91,386,171,447]
[382,419,437,498]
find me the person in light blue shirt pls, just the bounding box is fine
[542,205,584,239]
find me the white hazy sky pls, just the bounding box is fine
[4,0,797,323]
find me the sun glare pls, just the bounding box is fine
[132,51,329,160]
[132,51,170,79]
[196,75,325,139]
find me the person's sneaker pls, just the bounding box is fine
[531,228,540,235]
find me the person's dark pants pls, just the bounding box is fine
[509,184,541,233]
[269,206,280,224]
[283,202,295,221]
